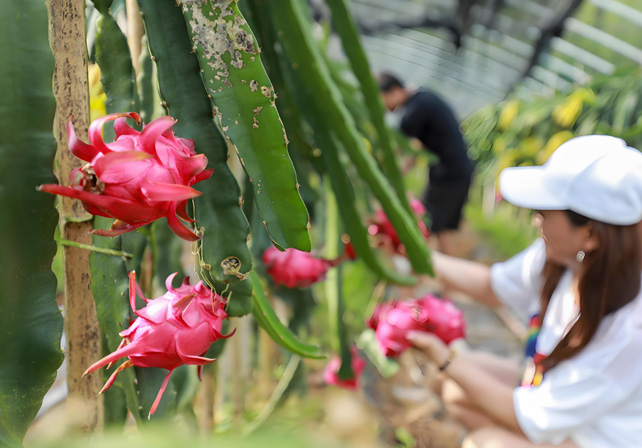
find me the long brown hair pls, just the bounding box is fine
[539,211,642,371]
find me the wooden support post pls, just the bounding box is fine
[126,0,144,77]
[47,0,103,432]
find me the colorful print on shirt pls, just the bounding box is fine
[521,314,547,387]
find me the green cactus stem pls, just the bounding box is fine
[271,0,434,276]
[138,0,254,315]
[178,0,311,253]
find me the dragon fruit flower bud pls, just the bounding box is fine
[366,294,466,357]
[83,272,232,417]
[324,346,366,391]
[38,112,213,241]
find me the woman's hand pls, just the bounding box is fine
[406,331,451,367]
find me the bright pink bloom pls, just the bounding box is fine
[38,113,213,241]
[367,294,466,357]
[262,247,332,289]
[84,272,231,417]
[324,347,366,390]
[368,198,430,252]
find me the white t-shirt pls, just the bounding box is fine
[491,239,642,448]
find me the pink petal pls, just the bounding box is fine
[176,154,208,181]
[114,117,140,138]
[165,204,200,241]
[193,168,213,184]
[93,151,153,183]
[39,183,161,224]
[91,220,151,238]
[180,138,195,153]
[165,272,179,292]
[140,116,176,155]
[140,181,202,202]
[67,118,98,162]
[88,112,141,154]
[176,201,196,223]
[149,369,174,417]
[99,360,133,394]
[176,328,217,365]
[83,339,143,375]
[129,271,138,312]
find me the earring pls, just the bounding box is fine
[576,250,586,262]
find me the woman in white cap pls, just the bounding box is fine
[407,135,642,447]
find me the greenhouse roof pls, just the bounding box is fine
[330,0,642,117]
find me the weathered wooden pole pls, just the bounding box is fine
[47,0,103,431]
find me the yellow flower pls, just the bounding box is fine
[498,100,520,131]
[536,131,575,165]
[88,63,107,121]
[492,137,507,155]
[552,89,595,128]
[520,136,544,158]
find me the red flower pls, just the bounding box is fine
[83,272,231,417]
[367,294,465,357]
[38,113,212,241]
[323,346,366,390]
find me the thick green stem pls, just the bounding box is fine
[326,0,412,214]
[272,0,434,276]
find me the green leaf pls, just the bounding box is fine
[356,330,400,379]
[138,0,254,309]
[90,217,143,424]
[180,0,311,252]
[95,12,137,141]
[0,1,64,445]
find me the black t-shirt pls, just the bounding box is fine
[400,90,473,184]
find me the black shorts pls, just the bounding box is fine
[421,178,471,233]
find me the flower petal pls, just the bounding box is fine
[193,168,214,184]
[129,271,138,312]
[149,369,174,417]
[166,205,200,241]
[165,272,179,293]
[83,339,143,375]
[140,116,176,155]
[179,138,195,153]
[67,118,99,162]
[176,200,196,223]
[93,151,153,183]
[175,154,208,181]
[88,112,141,154]
[141,181,202,202]
[91,220,150,238]
[99,360,133,394]
[113,117,140,138]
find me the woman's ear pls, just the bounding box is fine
[584,223,599,253]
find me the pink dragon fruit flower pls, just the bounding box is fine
[83,271,232,417]
[324,346,366,391]
[368,198,430,253]
[367,294,465,357]
[262,242,355,289]
[38,112,213,241]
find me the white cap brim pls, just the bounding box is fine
[499,166,566,210]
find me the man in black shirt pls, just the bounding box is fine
[378,73,473,256]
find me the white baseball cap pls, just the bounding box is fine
[499,135,642,225]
